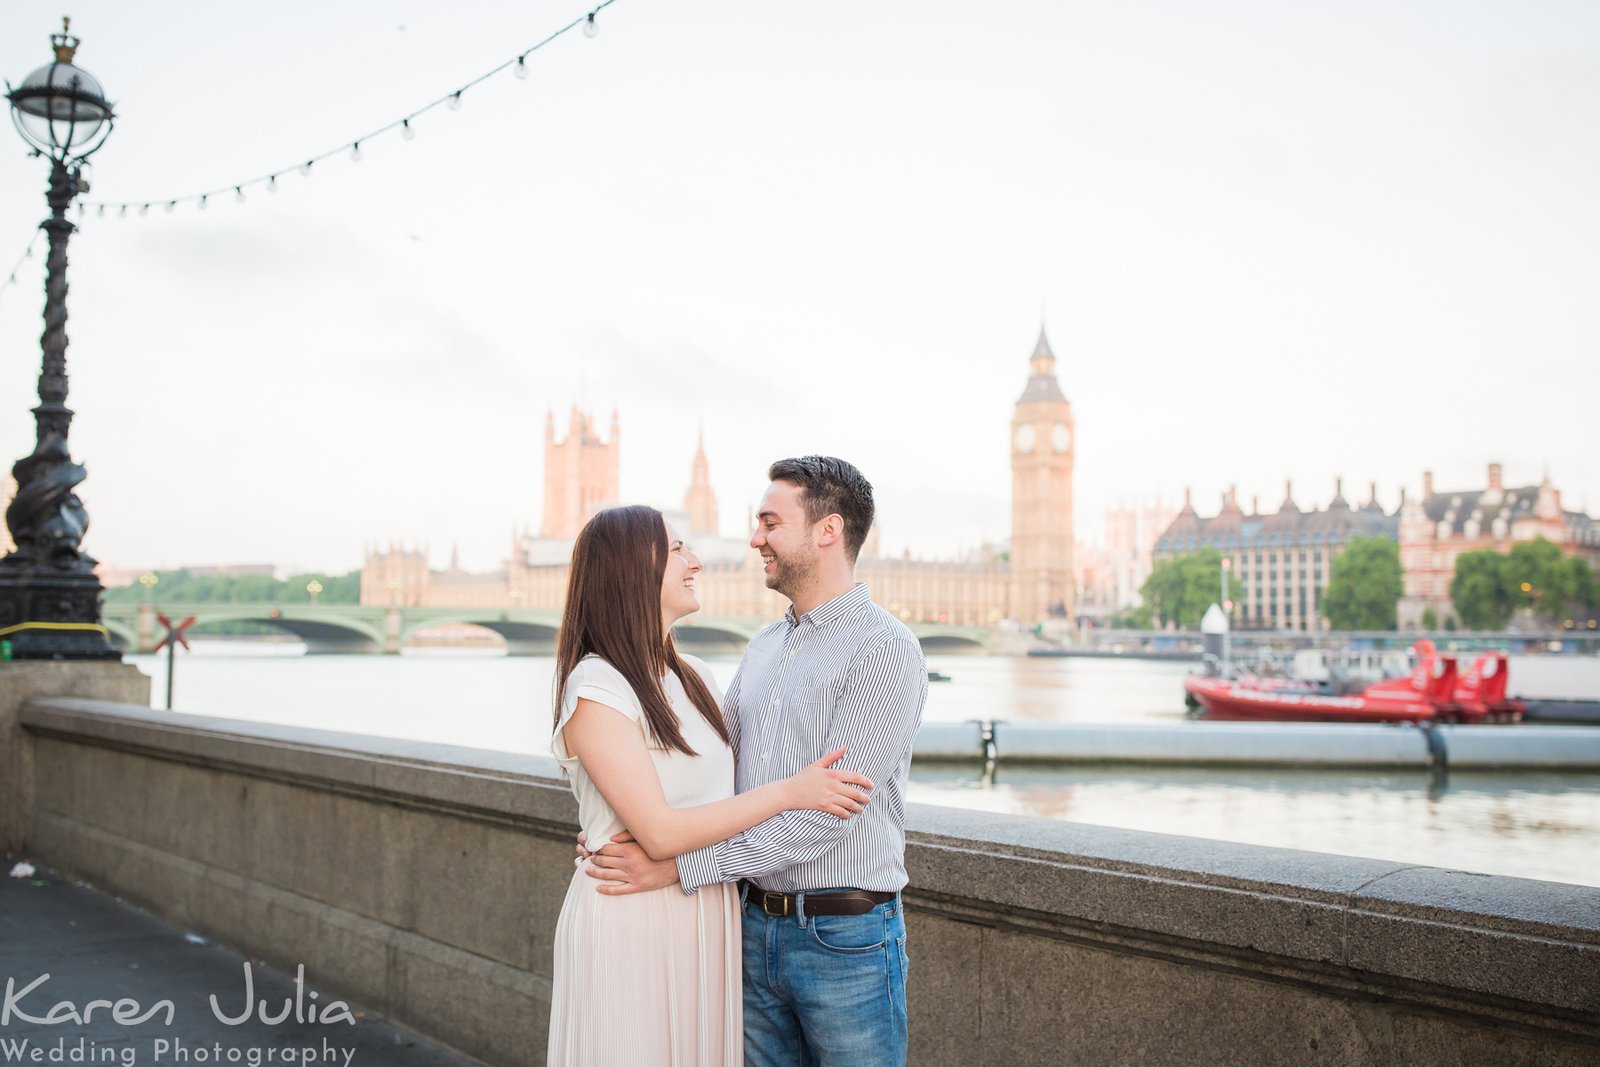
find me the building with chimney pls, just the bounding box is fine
[1397,464,1600,628]
[1154,480,1398,632]
[358,543,430,607]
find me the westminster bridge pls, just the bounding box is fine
[99,601,996,655]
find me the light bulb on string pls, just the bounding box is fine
[31,8,632,224]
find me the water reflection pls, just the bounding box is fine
[909,761,1600,886]
[920,655,1194,724]
[124,646,1600,887]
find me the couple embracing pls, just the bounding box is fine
[545,456,928,1066]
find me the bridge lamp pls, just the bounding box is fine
[0,18,118,660]
[306,579,323,604]
[138,572,159,600]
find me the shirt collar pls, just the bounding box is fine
[784,582,871,630]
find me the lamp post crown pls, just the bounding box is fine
[7,16,114,162]
[53,17,80,63]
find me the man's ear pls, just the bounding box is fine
[815,513,845,550]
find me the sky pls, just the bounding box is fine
[0,0,1596,576]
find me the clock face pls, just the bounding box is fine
[1014,424,1036,454]
[1051,423,1072,454]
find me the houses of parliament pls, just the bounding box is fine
[360,329,1077,629]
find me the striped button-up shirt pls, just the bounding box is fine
[677,583,927,895]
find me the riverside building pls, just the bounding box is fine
[1153,482,1398,633]
[1397,463,1600,629]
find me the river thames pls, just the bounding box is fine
[124,644,1600,888]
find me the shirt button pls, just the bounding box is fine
[787,651,796,659]
[771,698,780,708]
[762,753,770,760]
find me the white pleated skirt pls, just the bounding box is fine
[547,862,742,1066]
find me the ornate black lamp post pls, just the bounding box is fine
[0,18,118,659]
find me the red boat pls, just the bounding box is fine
[1440,651,1524,723]
[1184,640,1523,724]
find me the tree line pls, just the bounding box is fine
[102,569,362,605]
[1115,536,1597,631]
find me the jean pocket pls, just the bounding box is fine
[808,912,888,954]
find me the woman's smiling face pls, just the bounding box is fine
[659,520,703,629]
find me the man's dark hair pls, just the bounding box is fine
[768,456,875,562]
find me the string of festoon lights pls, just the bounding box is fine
[0,231,45,306]
[0,0,615,306]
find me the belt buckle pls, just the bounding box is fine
[761,890,789,917]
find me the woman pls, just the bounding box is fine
[546,505,872,1067]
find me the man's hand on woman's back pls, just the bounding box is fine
[578,831,682,895]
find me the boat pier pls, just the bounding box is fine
[913,720,1600,770]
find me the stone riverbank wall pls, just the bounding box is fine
[4,666,1597,1066]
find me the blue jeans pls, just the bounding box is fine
[740,886,909,1067]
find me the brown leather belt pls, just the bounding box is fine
[740,881,896,917]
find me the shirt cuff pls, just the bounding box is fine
[675,843,722,896]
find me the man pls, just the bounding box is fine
[584,455,927,1067]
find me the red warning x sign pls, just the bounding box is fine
[153,614,196,652]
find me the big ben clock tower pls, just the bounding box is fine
[1010,325,1075,627]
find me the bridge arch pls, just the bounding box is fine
[185,608,385,654]
[913,631,991,654]
[102,618,136,651]
[399,616,561,656]
[672,624,755,656]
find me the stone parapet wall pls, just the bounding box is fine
[0,662,149,854]
[13,698,1600,1066]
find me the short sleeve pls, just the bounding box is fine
[571,658,644,721]
[551,658,645,761]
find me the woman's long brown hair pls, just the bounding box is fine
[553,505,730,756]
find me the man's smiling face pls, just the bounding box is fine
[750,480,819,599]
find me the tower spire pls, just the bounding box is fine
[1018,325,1066,404]
[1031,322,1055,369]
[685,427,718,538]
